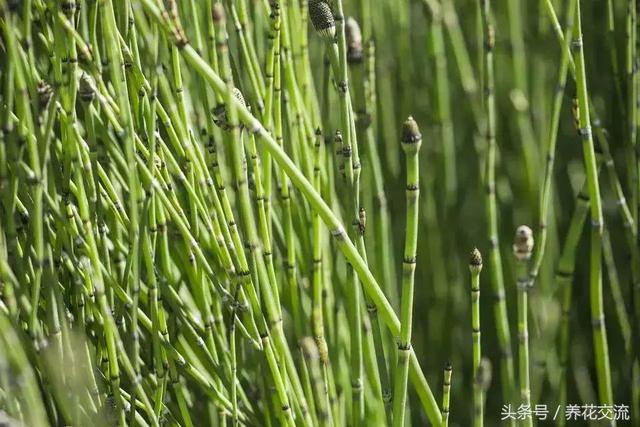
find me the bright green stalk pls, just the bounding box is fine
[480,0,516,411]
[572,1,614,412]
[442,363,452,427]
[513,226,534,427]
[392,116,422,427]
[469,248,483,427]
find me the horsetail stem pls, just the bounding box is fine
[442,362,452,427]
[572,1,615,413]
[480,0,516,411]
[514,225,534,427]
[469,248,484,427]
[392,116,422,427]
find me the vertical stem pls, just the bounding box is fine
[480,0,516,411]
[469,248,483,427]
[572,0,614,412]
[392,117,422,427]
[513,226,534,427]
[442,363,452,427]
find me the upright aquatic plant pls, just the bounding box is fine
[480,0,516,410]
[513,225,534,427]
[469,248,484,427]
[571,0,614,411]
[392,116,422,427]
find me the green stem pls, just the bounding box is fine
[470,249,483,427]
[572,1,614,412]
[392,117,422,427]
[480,0,516,412]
